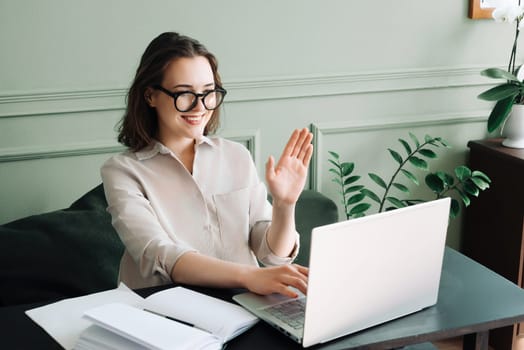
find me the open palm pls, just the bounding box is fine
[266,128,313,205]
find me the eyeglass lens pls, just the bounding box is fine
[176,90,225,112]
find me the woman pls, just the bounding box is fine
[101,32,312,298]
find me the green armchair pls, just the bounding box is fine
[0,184,338,306]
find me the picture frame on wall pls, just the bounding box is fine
[468,0,495,19]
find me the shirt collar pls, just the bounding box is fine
[134,136,217,161]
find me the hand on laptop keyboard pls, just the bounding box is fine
[242,263,308,297]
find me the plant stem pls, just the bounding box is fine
[509,0,521,75]
[378,139,436,212]
[337,161,350,220]
[436,186,455,199]
[509,23,520,75]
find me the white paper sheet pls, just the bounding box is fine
[25,283,143,350]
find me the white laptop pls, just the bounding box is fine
[233,197,451,347]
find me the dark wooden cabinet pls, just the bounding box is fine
[463,138,524,350]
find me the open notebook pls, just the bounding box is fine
[26,284,258,350]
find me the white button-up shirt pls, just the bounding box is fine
[101,136,299,288]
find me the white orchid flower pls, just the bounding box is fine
[517,65,524,81]
[492,1,524,23]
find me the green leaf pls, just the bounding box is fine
[425,173,445,193]
[408,156,428,170]
[361,189,381,203]
[331,178,342,185]
[424,134,434,143]
[481,67,519,81]
[487,96,514,132]
[463,180,480,197]
[436,171,454,187]
[388,148,403,164]
[470,176,490,190]
[386,197,406,208]
[340,162,355,176]
[455,166,472,181]
[344,175,360,185]
[392,182,410,193]
[445,173,455,186]
[369,173,387,189]
[329,168,340,176]
[404,199,425,205]
[450,199,460,219]
[398,138,412,155]
[349,203,371,216]
[437,138,450,148]
[418,148,437,158]
[400,169,419,185]
[472,170,491,183]
[344,185,364,194]
[328,151,340,159]
[328,159,340,169]
[408,132,420,148]
[458,189,471,207]
[347,193,366,205]
[478,83,520,101]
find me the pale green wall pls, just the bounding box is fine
[0,0,515,248]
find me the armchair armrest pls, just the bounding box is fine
[294,190,339,266]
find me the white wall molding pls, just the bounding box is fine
[0,65,494,118]
[0,142,125,163]
[226,65,493,102]
[0,88,127,118]
[0,131,260,164]
[309,111,489,191]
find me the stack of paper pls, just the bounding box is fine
[25,284,259,350]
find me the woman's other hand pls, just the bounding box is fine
[242,264,309,297]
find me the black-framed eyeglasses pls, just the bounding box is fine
[153,85,227,112]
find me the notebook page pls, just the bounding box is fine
[143,287,258,342]
[25,283,143,350]
[83,303,221,350]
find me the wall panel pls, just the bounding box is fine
[1,68,492,237]
[0,0,509,251]
[311,115,488,248]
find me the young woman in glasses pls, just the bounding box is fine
[101,32,312,297]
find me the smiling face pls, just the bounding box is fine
[149,56,216,150]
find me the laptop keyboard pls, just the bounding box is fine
[263,298,306,329]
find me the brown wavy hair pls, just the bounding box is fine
[118,32,223,151]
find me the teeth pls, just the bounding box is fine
[184,116,201,122]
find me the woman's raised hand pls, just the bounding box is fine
[266,128,313,206]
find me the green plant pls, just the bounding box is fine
[328,133,491,220]
[478,68,524,132]
[478,2,524,132]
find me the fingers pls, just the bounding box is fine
[281,129,301,159]
[292,129,313,158]
[247,264,309,297]
[284,277,308,296]
[293,263,309,276]
[289,129,309,158]
[279,286,300,298]
[279,264,309,296]
[299,143,313,167]
[265,155,275,182]
[281,128,313,160]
